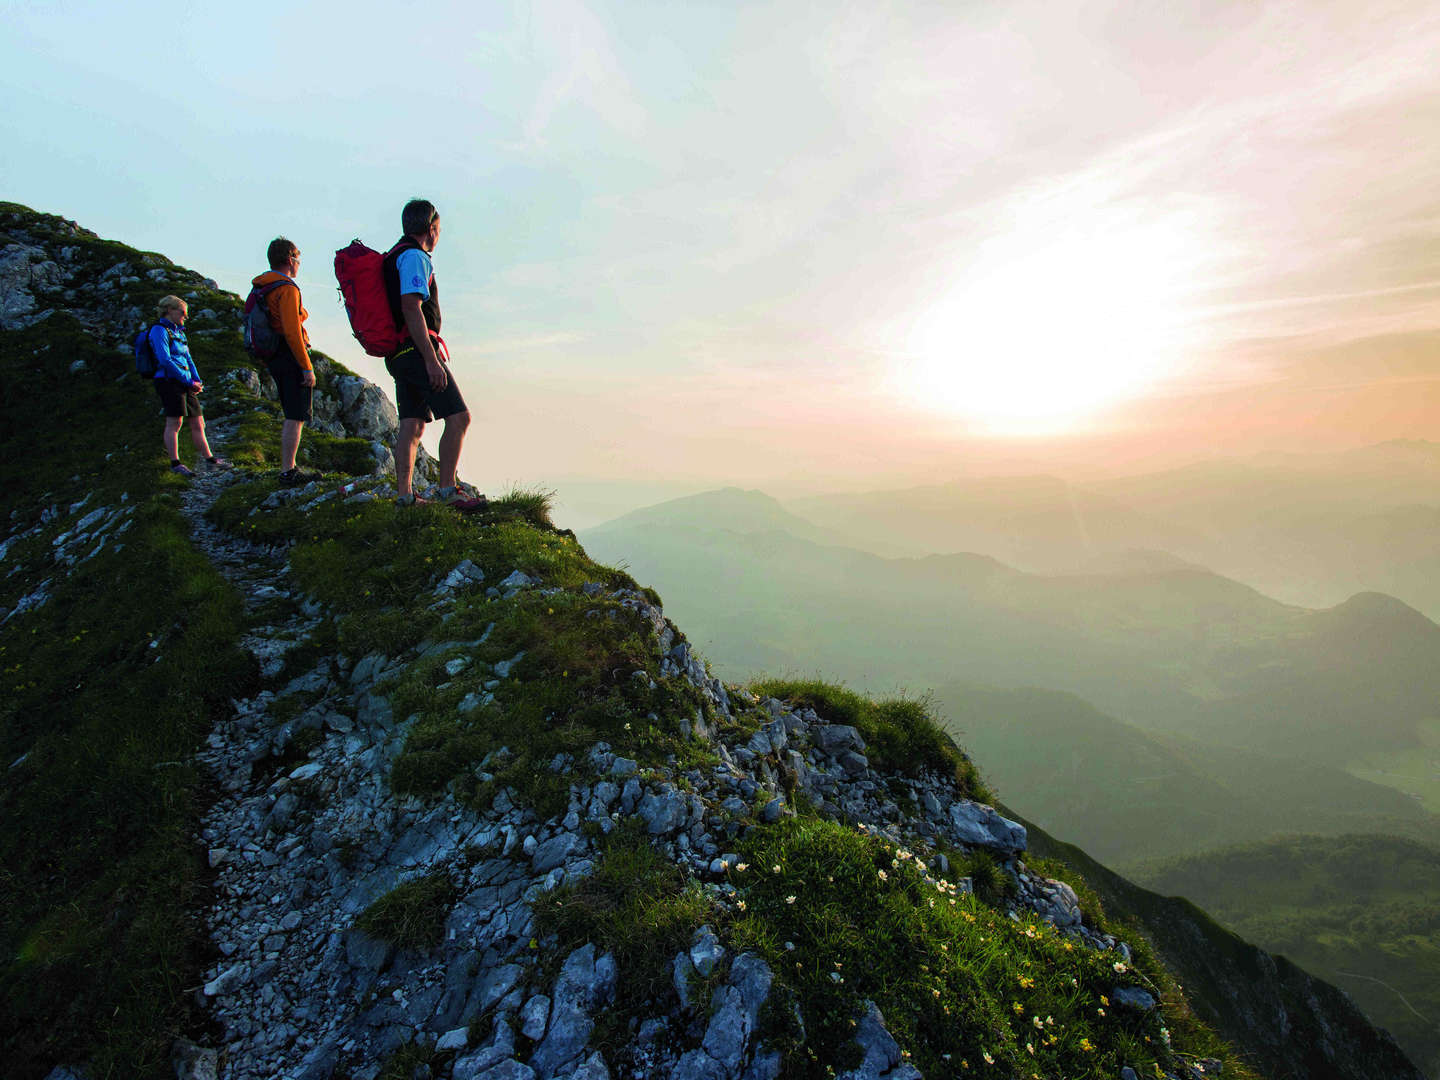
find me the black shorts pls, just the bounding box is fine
[385,344,467,423]
[154,378,202,418]
[266,348,314,423]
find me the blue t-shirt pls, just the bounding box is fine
[396,248,432,299]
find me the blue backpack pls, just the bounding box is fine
[133,322,171,378]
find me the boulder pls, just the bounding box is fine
[947,799,1027,855]
[333,375,399,440]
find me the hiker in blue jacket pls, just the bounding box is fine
[151,295,227,476]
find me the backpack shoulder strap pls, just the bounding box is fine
[257,278,300,300]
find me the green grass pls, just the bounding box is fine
[387,589,713,816]
[749,678,990,799]
[536,820,714,1010]
[374,1039,455,1080]
[488,485,558,530]
[355,871,459,951]
[730,816,1247,1080]
[0,307,257,1079]
[208,480,713,817]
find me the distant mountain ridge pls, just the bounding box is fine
[931,684,1439,861]
[767,444,1440,618]
[591,486,855,549]
[583,487,1440,770]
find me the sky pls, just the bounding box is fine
[3,0,1439,524]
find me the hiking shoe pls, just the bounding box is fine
[171,463,195,477]
[206,456,232,470]
[448,494,489,514]
[278,467,322,487]
[437,486,489,514]
[395,493,430,507]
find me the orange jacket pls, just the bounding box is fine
[251,271,311,370]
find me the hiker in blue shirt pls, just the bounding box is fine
[150,295,227,476]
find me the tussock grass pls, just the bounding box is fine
[355,871,459,951]
[536,821,714,1008]
[751,678,990,799]
[488,485,557,530]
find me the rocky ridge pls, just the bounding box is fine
[173,464,1157,1080]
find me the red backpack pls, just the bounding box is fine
[333,240,406,357]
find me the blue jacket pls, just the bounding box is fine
[149,319,200,384]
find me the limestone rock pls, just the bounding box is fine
[333,374,400,440]
[947,799,1027,855]
[836,1002,921,1080]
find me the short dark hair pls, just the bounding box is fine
[267,237,298,270]
[402,199,439,238]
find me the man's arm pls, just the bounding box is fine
[399,293,447,391]
[273,284,315,388]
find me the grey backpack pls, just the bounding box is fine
[242,279,298,359]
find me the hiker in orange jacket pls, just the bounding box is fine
[252,238,320,486]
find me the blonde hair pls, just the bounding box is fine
[157,295,187,318]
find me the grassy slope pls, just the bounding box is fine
[0,309,255,1078]
[1129,835,1440,1079]
[0,205,378,1078]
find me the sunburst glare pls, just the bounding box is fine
[900,201,1214,435]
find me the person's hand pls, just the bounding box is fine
[301,368,316,388]
[191,381,203,393]
[425,356,447,391]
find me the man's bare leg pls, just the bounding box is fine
[395,418,426,497]
[436,410,471,490]
[280,420,304,471]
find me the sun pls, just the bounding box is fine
[899,206,1208,435]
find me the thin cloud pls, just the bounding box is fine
[467,331,585,355]
[521,0,647,148]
